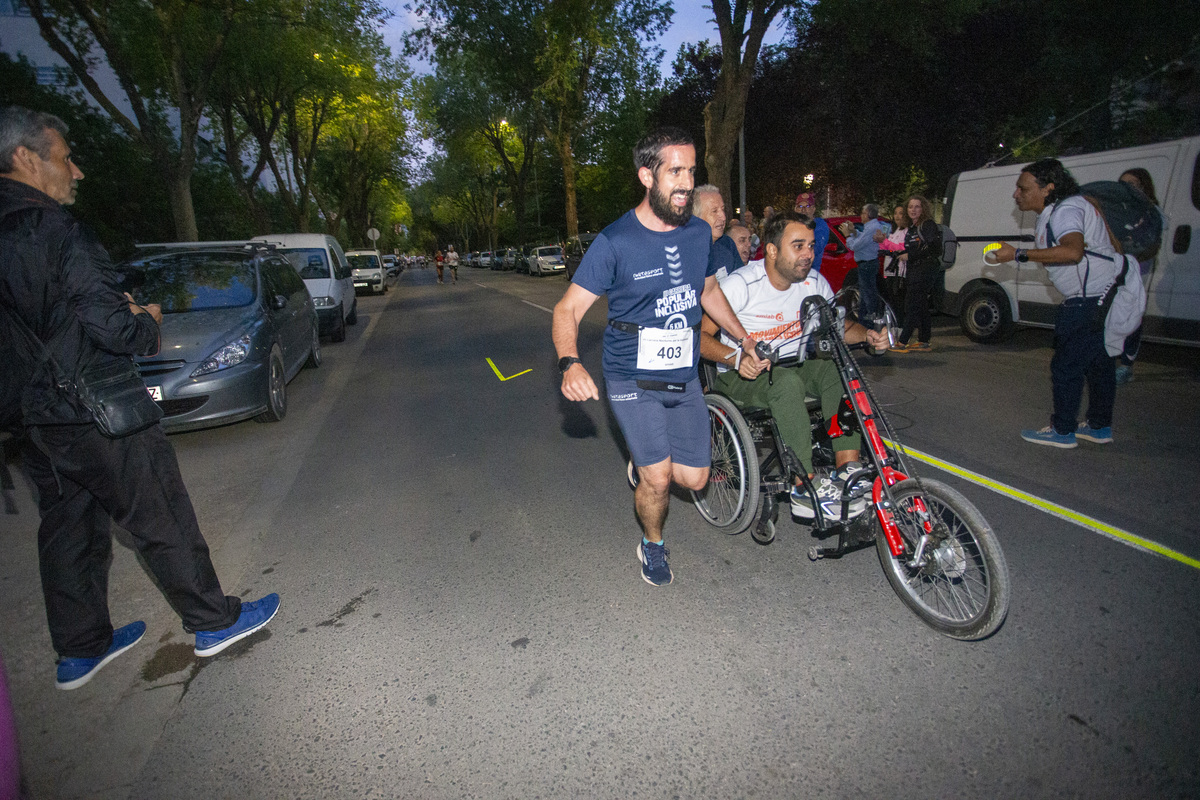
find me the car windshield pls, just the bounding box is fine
[275,247,330,280]
[537,247,562,257]
[123,252,256,313]
[347,255,380,270]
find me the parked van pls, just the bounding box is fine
[942,135,1199,346]
[252,233,357,342]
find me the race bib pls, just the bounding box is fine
[637,327,693,371]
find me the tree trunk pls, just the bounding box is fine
[703,85,742,217]
[705,0,786,218]
[553,134,579,240]
[167,168,199,241]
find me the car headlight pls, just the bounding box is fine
[191,334,252,377]
[312,295,336,308]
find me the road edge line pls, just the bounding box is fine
[890,441,1200,571]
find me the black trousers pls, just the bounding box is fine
[1050,300,1115,435]
[899,261,935,344]
[24,423,240,658]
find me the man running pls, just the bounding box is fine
[552,127,757,587]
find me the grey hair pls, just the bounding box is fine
[692,184,721,214]
[863,203,879,220]
[0,106,69,173]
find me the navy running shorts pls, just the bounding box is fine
[606,377,710,469]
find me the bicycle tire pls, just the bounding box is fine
[875,478,1010,640]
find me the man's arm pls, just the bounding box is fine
[700,275,757,358]
[64,225,161,357]
[552,282,601,401]
[994,231,1085,265]
[699,314,768,379]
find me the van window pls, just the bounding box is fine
[279,248,331,280]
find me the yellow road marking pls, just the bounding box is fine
[486,358,532,382]
[888,440,1200,571]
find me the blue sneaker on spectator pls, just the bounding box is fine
[1076,423,1113,444]
[1020,426,1077,448]
[637,541,673,587]
[194,593,280,657]
[56,621,146,691]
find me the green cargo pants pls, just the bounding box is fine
[714,358,861,475]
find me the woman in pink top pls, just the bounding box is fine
[879,204,910,311]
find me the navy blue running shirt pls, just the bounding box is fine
[572,210,716,383]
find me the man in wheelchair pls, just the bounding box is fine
[699,211,890,521]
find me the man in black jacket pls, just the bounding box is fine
[0,106,279,690]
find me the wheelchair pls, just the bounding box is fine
[691,289,886,552]
[686,294,1011,640]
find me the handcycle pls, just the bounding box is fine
[691,294,1010,640]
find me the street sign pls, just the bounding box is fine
[367,227,380,242]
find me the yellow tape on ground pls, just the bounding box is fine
[887,440,1200,571]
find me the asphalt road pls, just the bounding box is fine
[2,263,1198,799]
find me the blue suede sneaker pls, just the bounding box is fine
[194,593,280,657]
[1021,426,1077,449]
[637,541,673,587]
[1076,423,1113,444]
[56,620,146,691]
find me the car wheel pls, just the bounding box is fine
[347,300,358,325]
[255,345,287,423]
[305,322,322,368]
[960,285,1015,343]
[331,308,347,342]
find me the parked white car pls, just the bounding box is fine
[252,233,357,342]
[345,249,387,295]
[527,245,565,276]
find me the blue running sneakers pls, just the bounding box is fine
[1020,426,1077,448]
[56,620,146,691]
[637,541,673,587]
[194,593,280,657]
[1076,422,1114,444]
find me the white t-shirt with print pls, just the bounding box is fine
[715,260,834,370]
[1035,195,1121,299]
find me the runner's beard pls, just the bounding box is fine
[649,183,693,227]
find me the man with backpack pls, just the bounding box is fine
[994,158,1123,448]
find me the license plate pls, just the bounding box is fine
[148,386,162,401]
[354,282,367,287]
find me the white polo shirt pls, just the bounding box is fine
[716,260,834,371]
[1035,196,1121,299]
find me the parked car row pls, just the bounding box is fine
[123,236,393,435]
[462,244,568,276]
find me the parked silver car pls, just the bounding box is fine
[527,245,565,276]
[123,244,320,433]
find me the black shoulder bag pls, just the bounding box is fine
[0,302,162,438]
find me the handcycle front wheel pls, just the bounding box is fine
[692,393,760,535]
[875,478,1010,640]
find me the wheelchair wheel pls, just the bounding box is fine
[692,393,761,534]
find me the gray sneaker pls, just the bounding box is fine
[791,475,868,521]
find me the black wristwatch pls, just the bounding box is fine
[558,356,583,373]
[1015,248,1030,263]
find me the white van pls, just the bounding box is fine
[252,233,357,342]
[942,135,1199,346]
